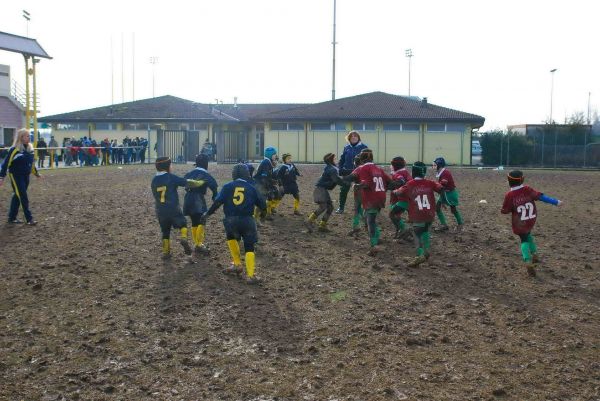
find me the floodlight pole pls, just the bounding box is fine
[331,0,337,100]
[549,68,557,123]
[150,57,158,98]
[32,58,39,153]
[24,56,31,130]
[23,10,30,37]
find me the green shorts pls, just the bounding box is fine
[438,189,459,207]
[366,207,380,214]
[390,201,409,211]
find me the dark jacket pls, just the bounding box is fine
[183,168,218,215]
[0,146,38,177]
[316,163,344,190]
[338,141,368,174]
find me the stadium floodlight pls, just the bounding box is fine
[22,10,31,37]
[405,49,413,96]
[149,57,159,98]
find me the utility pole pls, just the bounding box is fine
[405,49,413,96]
[22,10,30,37]
[331,0,337,100]
[149,57,159,97]
[549,68,557,123]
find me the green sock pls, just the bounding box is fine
[520,242,532,262]
[528,234,537,254]
[422,232,431,251]
[417,247,424,256]
[398,219,406,230]
[437,209,447,225]
[453,210,464,225]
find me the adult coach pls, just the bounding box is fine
[336,130,367,213]
[0,128,41,225]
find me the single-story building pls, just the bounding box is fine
[39,91,485,164]
[0,64,25,146]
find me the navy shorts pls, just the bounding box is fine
[157,210,187,238]
[223,215,258,245]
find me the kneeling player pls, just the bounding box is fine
[205,164,267,284]
[501,170,562,277]
[393,161,442,267]
[151,157,205,259]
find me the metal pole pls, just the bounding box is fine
[32,58,38,159]
[121,33,124,103]
[541,131,545,166]
[506,133,510,166]
[549,68,557,123]
[24,56,30,130]
[132,33,135,101]
[500,134,503,165]
[554,126,557,168]
[331,0,337,100]
[583,126,588,167]
[405,49,413,96]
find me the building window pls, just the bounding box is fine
[165,123,180,130]
[288,123,304,131]
[383,123,401,131]
[56,123,88,130]
[193,123,208,130]
[401,123,420,131]
[311,122,333,131]
[122,123,149,130]
[333,122,346,131]
[352,122,376,131]
[427,123,446,132]
[446,123,465,132]
[95,122,115,130]
[271,123,287,131]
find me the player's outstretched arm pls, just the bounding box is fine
[539,194,562,206]
[185,179,205,189]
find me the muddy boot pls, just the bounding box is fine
[368,245,381,256]
[161,253,172,261]
[531,253,540,264]
[245,275,262,285]
[424,249,431,260]
[223,264,243,276]
[435,225,449,233]
[348,227,362,236]
[179,239,192,255]
[408,255,427,267]
[293,210,302,216]
[317,221,331,233]
[194,244,210,255]
[525,263,536,277]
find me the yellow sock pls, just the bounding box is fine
[162,239,170,255]
[197,225,205,245]
[191,226,198,246]
[308,213,317,222]
[319,220,327,228]
[254,207,260,219]
[294,198,300,211]
[266,201,273,215]
[245,252,255,278]
[227,239,241,266]
[180,227,188,239]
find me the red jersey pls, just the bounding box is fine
[390,168,412,204]
[395,178,442,223]
[351,162,391,209]
[436,168,456,191]
[501,185,542,235]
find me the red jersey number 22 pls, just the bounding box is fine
[517,202,536,221]
[416,194,431,210]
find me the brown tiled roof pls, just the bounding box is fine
[211,104,306,121]
[39,96,227,123]
[257,91,485,125]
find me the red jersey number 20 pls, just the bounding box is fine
[517,202,536,221]
[373,176,385,192]
[415,194,431,210]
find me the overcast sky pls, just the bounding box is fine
[1,0,598,130]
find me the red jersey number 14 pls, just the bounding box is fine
[416,194,431,210]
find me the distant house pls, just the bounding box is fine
[39,91,485,164]
[0,65,25,146]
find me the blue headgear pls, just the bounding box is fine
[264,146,277,159]
[433,157,446,168]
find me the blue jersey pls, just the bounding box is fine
[151,172,188,217]
[0,146,38,177]
[214,178,266,217]
[254,158,274,185]
[183,167,218,215]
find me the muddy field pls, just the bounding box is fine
[0,163,599,401]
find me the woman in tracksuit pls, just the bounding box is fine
[336,130,368,213]
[0,128,41,225]
[183,154,218,253]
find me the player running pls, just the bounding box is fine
[432,157,464,231]
[501,170,562,277]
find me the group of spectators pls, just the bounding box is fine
[34,136,149,167]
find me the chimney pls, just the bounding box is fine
[234,96,238,108]
[420,97,428,107]
[0,65,10,97]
